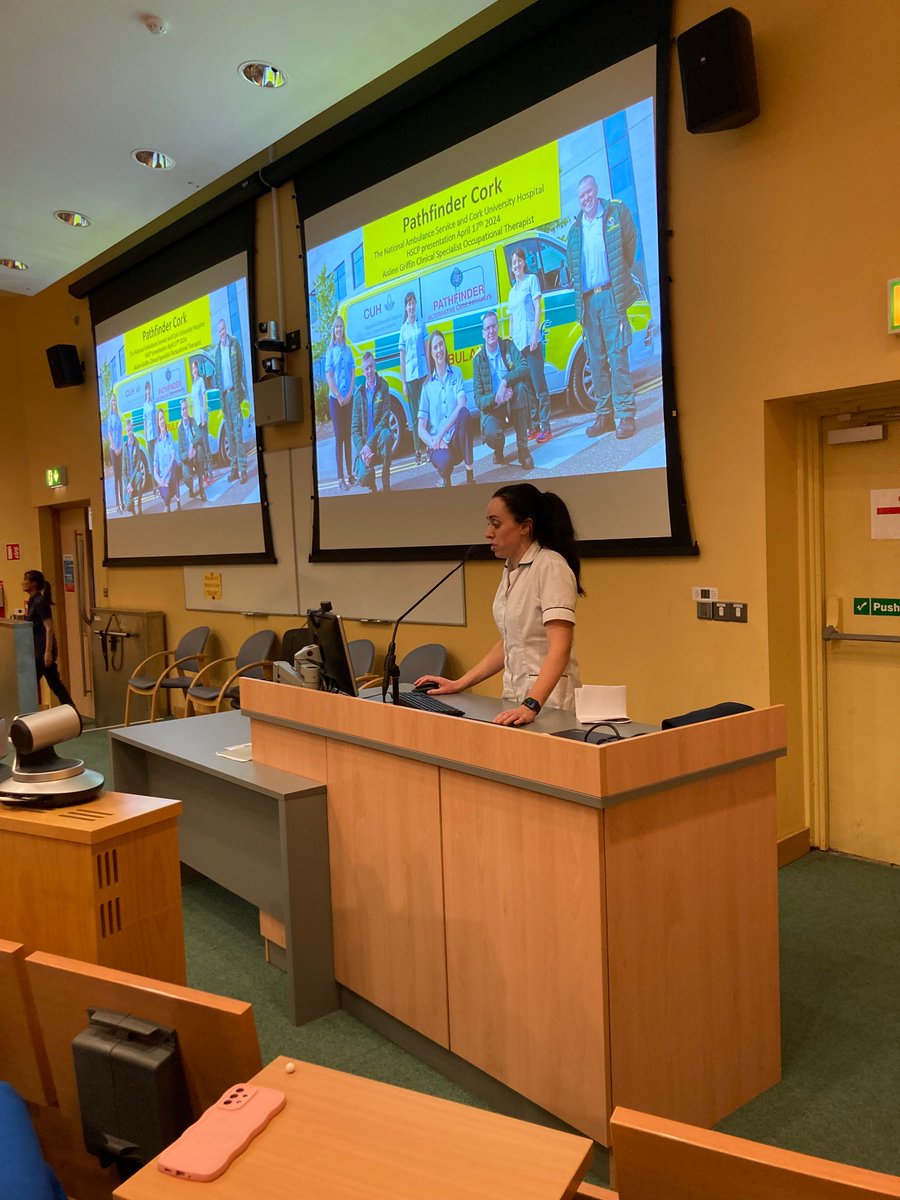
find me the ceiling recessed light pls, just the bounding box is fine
[0,258,28,271]
[132,149,175,170]
[239,62,287,89]
[54,210,92,228]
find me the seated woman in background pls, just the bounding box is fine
[417,329,474,488]
[153,408,180,512]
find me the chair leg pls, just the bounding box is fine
[124,687,132,727]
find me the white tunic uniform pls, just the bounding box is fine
[491,542,581,711]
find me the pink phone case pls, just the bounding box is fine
[157,1083,286,1182]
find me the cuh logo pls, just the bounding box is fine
[385,295,395,312]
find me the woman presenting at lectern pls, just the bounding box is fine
[416,483,583,725]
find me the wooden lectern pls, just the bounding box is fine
[0,791,185,984]
[241,679,785,1144]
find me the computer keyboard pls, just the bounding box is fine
[394,690,465,717]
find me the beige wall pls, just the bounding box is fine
[3,0,899,838]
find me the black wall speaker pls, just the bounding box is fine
[677,8,760,134]
[46,343,84,388]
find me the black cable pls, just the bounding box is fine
[583,721,624,744]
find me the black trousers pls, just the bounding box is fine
[36,658,75,710]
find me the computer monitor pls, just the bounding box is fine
[307,607,358,697]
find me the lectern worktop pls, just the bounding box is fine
[241,678,786,1145]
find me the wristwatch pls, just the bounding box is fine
[521,697,542,715]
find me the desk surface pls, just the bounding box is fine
[110,712,323,801]
[0,790,181,843]
[115,1056,592,1200]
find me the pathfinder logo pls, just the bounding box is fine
[450,267,463,288]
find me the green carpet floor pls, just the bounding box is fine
[59,727,900,1182]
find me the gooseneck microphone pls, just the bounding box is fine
[381,547,478,704]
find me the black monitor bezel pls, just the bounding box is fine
[307,608,358,697]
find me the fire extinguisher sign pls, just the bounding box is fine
[5,544,20,560]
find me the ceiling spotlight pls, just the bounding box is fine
[54,210,92,228]
[143,15,169,35]
[239,62,287,89]
[132,149,176,170]
[0,258,28,271]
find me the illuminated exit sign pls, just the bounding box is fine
[45,466,67,488]
[889,279,900,333]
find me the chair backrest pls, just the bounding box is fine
[0,940,54,1106]
[280,627,313,662]
[174,625,210,672]
[609,1107,900,1200]
[398,643,448,684]
[348,638,375,678]
[25,950,261,1122]
[235,630,278,678]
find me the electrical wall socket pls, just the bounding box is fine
[713,601,748,623]
[692,586,719,601]
[697,601,748,622]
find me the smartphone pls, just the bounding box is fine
[157,1084,286,1182]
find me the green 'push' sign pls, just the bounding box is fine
[854,597,900,616]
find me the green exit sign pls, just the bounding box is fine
[854,597,900,616]
[45,466,67,488]
[889,279,900,333]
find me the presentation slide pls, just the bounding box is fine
[304,47,671,557]
[94,253,271,564]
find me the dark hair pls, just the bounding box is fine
[492,484,584,595]
[24,569,54,605]
[403,290,417,308]
[425,328,447,374]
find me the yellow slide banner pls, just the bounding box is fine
[364,142,561,287]
[124,296,212,375]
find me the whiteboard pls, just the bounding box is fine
[184,446,466,625]
[291,447,466,624]
[183,450,300,615]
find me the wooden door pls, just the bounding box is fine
[822,413,900,863]
[54,506,95,718]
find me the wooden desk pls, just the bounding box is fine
[114,1055,593,1200]
[242,680,786,1144]
[109,712,336,1023]
[0,791,184,984]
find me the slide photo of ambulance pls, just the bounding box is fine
[307,97,664,495]
[338,230,654,458]
[106,349,254,498]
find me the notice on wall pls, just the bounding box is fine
[871,489,900,539]
[204,572,222,601]
[5,544,20,561]
[63,554,75,592]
